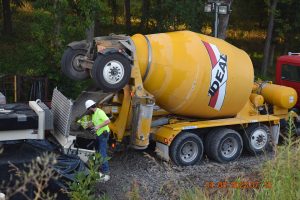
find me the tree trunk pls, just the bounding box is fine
[124,0,131,32]
[268,44,275,67]
[217,0,233,39]
[261,0,278,76]
[112,0,117,25]
[155,0,162,31]
[109,0,118,25]
[2,0,12,35]
[140,0,150,31]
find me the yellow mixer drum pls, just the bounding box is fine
[132,31,254,118]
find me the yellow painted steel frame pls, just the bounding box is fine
[154,100,283,146]
[109,85,132,142]
[109,42,154,145]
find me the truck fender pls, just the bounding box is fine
[98,48,133,62]
[67,40,90,51]
[153,126,181,145]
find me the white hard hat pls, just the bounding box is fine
[85,100,96,110]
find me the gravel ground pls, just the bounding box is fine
[95,148,274,200]
[69,89,274,199]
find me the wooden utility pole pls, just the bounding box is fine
[218,0,233,39]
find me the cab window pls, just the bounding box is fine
[281,64,300,82]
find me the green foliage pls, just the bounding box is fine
[68,152,110,200]
[1,153,59,200]
[1,0,300,97]
[180,187,207,200]
[150,0,206,33]
[275,0,300,51]
[230,0,268,30]
[253,113,299,200]
[0,0,111,99]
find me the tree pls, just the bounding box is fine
[152,0,205,33]
[124,0,131,32]
[1,0,23,35]
[2,0,23,35]
[261,0,279,76]
[230,0,267,30]
[154,0,163,31]
[275,0,300,53]
[108,0,118,25]
[217,0,234,39]
[2,0,12,34]
[140,0,150,31]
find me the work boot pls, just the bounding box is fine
[98,172,110,182]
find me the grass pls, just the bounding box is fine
[127,180,141,200]
[180,114,300,200]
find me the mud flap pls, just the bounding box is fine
[155,142,170,161]
[270,124,280,145]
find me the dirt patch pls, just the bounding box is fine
[95,149,274,200]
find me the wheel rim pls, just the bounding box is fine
[250,129,268,150]
[179,141,199,163]
[103,60,125,84]
[72,54,85,72]
[220,137,238,158]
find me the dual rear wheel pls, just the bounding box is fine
[169,125,271,166]
[170,132,204,166]
[61,48,132,92]
[61,48,90,81]
[205,128,243,163]
[91,53,131,92]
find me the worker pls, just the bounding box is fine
[85,99,111,182]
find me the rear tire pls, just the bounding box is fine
[204,128,219,159]
[205,128,243,163]
[170,132,204,166]
[242,124,270,155]
[61,47,89,80]
[91,53,131,92]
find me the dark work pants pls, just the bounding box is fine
[96,131,109,173]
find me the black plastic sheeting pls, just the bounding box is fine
[0,103,38,131]
[0,139,88,200]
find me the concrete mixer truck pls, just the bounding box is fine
[61,31,297,166]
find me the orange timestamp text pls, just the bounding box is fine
[205,181,272,189]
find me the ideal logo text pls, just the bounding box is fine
[203,42,228,111]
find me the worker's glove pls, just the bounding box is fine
[76,115,92,129]
[91,127,98,133]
